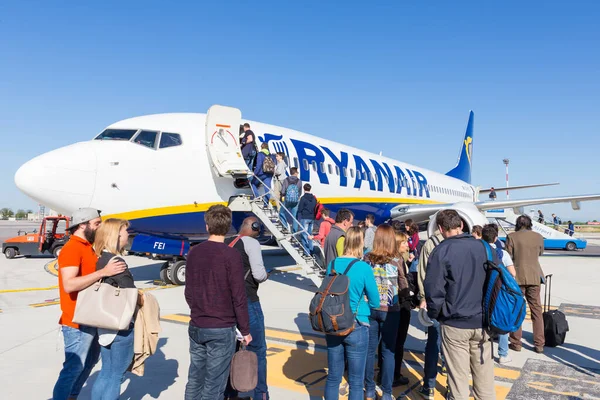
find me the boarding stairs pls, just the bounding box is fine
[204,104,325,286]
[228,189,325,287]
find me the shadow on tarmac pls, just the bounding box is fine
[267,270,317,292]
[80,338,179,399]
[520,331,600,375]
[282,313,327,400]
[129,260,168,282]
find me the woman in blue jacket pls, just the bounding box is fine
[324,226,380,400]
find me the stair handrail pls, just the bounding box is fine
[248,174,323,264]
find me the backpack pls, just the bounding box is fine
[481,240,527,335]
[309,259,360,336]
[314,198,324,220]
[262,154,275,175]
[285,181,300,205]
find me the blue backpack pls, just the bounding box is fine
[481,240,527,334]
[285,182,300,205]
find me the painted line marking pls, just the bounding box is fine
[30,300,60,308]
[161,313,520,399]
[559,303,600,320]
[45,260,59,277]
[0,285,58,294]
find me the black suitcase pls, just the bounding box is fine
[543,274,569,347]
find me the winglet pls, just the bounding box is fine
[446,111,474,184]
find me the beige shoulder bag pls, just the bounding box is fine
[73,258,138,330]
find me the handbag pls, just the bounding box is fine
[229,343,258,392]
[72,279,138,330]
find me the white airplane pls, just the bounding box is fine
[13,105,600,282]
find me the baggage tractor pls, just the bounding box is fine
[543,274,569,347]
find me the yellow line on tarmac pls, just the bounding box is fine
[30,300,60,308]
[0,285,58,294]
[45,260,59,277]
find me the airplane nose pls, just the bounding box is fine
[15,142,97,214]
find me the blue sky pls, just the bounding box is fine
[1,1,599,221]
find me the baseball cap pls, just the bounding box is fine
[71,208,102,227]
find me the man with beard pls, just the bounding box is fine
[53,208,127,400]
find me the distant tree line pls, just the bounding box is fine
[0,208,34,219]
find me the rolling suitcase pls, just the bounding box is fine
[543,274,569,347]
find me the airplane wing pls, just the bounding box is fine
[389,193,600,221]
[475,194,600,212]
[479,182,559,193]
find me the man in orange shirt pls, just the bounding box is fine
[53,208,126,400]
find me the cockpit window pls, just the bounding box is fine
[133,130,158,149]
[95,129,138,141]
[159,132,182,149]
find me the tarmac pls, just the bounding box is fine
[1,221,599,399]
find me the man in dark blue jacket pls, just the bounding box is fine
[424,210,495,400]
[297,183,317,256]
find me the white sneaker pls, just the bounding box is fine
[499,355,513,364]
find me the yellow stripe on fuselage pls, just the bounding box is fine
[103,201,227,221]
[102,196,443,221]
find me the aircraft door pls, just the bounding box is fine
[205,105,249,178]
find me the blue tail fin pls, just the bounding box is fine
[446,111,474,184]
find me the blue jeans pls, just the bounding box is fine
[498,333,509,357]
[325,324,369,400]
[244,151,256,169]
[423,323,443,390]
[91,327,135,400]
[225,300,269,399]
[185,325,236,400]
[252,176,273,206]
[279,203,298,232]
[53,325,101,400]
[300,219,314,256]
[365,310,400,399]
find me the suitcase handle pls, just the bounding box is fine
[544,274,553,313]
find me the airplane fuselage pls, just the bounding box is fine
[15,112,476,238]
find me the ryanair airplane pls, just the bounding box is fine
[14,105,600,250]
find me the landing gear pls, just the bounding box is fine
[171,260,186,285]
[159,262,172,284]
[158,259,186,285]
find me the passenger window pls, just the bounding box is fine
[343,167,348,177]
[328,164,333,174]
[95,129,138,141]
[335,166,340,176]
[311,161,317,171]
[320,162,325,173]
[374,173,378,183]
[294,157,299,168]
[133,130,158,148]
[357,170,362,180]
[350,169,355,178]
[303,159,309,171]
[159,132,182,149]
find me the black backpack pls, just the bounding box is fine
[309,259,360,336]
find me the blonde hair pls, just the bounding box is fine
[395,231,409,258]
[343,226,364,259]
[93,218,130,257]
